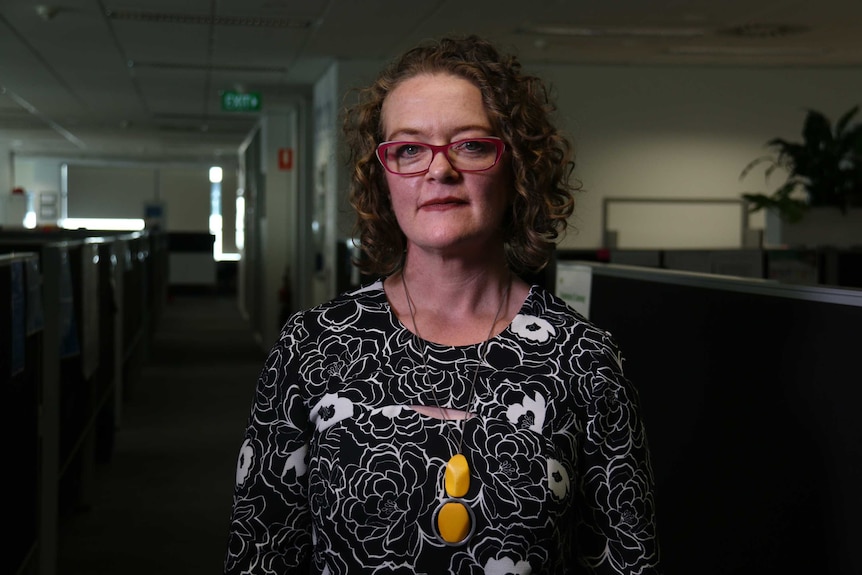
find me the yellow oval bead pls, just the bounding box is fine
[437,501,471,543]
[444,454,470,498]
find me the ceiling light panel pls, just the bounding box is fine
[105,8,313,28]
[716,23,810,38]
[522,25,707,38]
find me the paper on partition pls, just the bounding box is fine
[555,263,593,319]
[10,261,25,376]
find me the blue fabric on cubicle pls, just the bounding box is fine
[10,261,25,376]
[59,249,80,358]
[25,258,44,335]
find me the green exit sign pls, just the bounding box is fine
[221,91,262,112]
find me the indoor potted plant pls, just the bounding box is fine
[740,105,862,224]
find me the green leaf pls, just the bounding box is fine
[740,105,862,220]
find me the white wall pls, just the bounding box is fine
[309,60,381,305]
[256,108,302,348]
[0,146,10,190]
[10,157,238,249]
[12,155,63,223]
[311,63,339,306]
[0,145,13,223]
[68,165,160,220]
[533,64,862,248]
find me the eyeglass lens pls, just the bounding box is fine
[381,140,500,174]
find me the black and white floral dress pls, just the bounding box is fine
[224,280,660,574]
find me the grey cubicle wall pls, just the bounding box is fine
[1,252,42,575]
[0,230,167,575]
[556,261,862,575]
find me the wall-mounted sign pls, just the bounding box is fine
[221,91,262,112]
[278,148,294,171]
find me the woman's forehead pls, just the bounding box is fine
[381,74,491,139]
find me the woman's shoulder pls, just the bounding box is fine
[521,283,592,328]
[520,283,621,348]
[326,277,388,310]
[520,283,628,377]
[280,278,388,335]
[297,277,385,311]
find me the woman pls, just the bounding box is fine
[224,35,661,574]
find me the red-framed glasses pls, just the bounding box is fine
[376,137,505,176]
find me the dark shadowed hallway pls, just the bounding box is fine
[57,293,265,575]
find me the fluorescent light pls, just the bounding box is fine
[235,196,245,250]
[209,166,223,183]
[525,25,706,38]
[216,252,241,262]
[667,45,828,57]
[60,218,145,231]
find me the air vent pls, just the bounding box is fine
[130,61,287,74]
[106,9,313,28]
[717,23,809,39]
[521,24,706,38]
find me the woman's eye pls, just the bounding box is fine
[456,140,491,154]
[396,144,424,158]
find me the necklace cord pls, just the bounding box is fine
[400,272,512,454]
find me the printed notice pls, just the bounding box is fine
[555,262,593,319]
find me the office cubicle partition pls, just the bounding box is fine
[0,230,167,575]
[556,261,861,575]
[1,252,42,575]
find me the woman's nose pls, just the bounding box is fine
[426,149,459,179]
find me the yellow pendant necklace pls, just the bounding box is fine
[400,271,511,546]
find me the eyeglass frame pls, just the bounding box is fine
[375,137,506,176]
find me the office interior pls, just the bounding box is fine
[2,2,861,574]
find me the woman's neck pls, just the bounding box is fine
[385,252,530,346]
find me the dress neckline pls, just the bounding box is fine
[372,278,538,350]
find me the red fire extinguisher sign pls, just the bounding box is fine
[278,148,294,170]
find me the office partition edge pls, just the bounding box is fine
[561,260,862,308]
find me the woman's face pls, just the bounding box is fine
[380,73,511,261]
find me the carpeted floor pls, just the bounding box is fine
[57,293,266,575]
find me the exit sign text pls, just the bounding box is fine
[222,91,261,112]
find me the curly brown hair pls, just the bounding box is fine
[343,34,579,276]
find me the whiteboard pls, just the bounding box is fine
[603,197,747,249]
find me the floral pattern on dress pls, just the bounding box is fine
[224,280,661,574]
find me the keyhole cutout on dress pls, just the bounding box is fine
[409,405,474,421]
